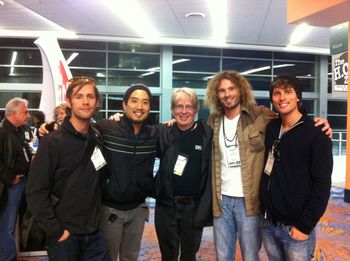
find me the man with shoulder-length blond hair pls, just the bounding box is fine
[205,70,331,261]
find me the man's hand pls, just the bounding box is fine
[109,113,123,122]
[314,117,332,138]
[12,175,22,185]
[289,226,309,241]
[165,119,176,126]
[58,230,70,242]
[38,122,49,137]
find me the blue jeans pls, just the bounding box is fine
[213,195,262,261]
[261,219,316,261]
[47,231,109,261]
[0,177,26,261]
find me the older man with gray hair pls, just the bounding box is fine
[0,97,32,261]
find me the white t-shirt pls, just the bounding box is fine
[219,114,244,197]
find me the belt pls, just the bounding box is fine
[174,196,194,205]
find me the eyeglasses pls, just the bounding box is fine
[272,138,280,161]
[173,105,196,112]
[68,76,96,86]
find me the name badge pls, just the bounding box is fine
[25,131,30,141]
[264,151,274,175]
[173,154,188,176]
[91,146,107,171]
[227,146,241,167]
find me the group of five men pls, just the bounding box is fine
[0,70,332,261]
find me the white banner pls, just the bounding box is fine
[35,36,72,120]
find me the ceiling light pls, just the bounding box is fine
[66,52,79,65]
[0,1,4,6]
[141,71,155,77]
[9,51,17,76]
[103,0,159,40]
[207,0,227,43]
[172,59,190,64]
[185,12,206,18]
[289,23,313,46]
[241,64,295,75]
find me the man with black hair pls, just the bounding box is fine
[26,76,108,260]
[260,75,333,260]
[97,84,157,261]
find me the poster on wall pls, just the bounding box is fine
[332,51,348,95]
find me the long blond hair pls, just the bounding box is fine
[205,70,256,114]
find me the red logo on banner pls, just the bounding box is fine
[57,60,69,102]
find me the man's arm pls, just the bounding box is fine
[293,132,333,236]
[0,130,18,185]
[25,136,66,243]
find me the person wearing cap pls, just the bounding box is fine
[26,76,108,260]
[259,75,333,260]
[97,84,157,261]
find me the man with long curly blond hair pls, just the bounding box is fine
[205,70,330,261]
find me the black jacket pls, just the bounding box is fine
[26,118,104,244]
[97,117,157,210]
[260,114,333,234]
[155,120,213,228]
[0,119,32,210]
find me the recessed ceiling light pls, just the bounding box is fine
[185,12,206,18]
[0,1,4,6]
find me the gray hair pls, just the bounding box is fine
[171,87,200,111]
[5,98,29,117]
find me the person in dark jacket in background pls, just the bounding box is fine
[155,87,212,261]
[26,76,108,260]
[98,84,157,261]
[260,75,333,261]
[0,97,32,261]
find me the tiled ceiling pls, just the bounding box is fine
[0,0,331,53]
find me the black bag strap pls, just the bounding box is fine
[50,140,97,206]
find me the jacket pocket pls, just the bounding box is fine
[248,131,264,152]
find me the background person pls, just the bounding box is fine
[0,98,32,261]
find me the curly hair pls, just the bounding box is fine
[205,70,256,114]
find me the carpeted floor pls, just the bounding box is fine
[19,186,350,261]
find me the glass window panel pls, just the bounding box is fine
[302,100,315,114]
[328,101,347,114]
[255,98,271,108]
[108,43,160,53]
[70,68,107,85]
[223,49,272,59]
[173,72,210,89]
[273,62,315,77]
[0,38,37,47]
[328,79,332,93]
[246,76,271,91]
[342,132,347,140]
[59,40,106,50]
[198,100,210,121]
[0,92,41,108]
[173,56,220,72]
[98,94,106,111]
[274,52,315,61]
[332,142,340,156]
[108,70,159,87]
[63,51,106,68]
[0,49,42,66]
[341,141,346,155]
[223,59,271,75]
[0,67,42,83]
[173,46,220,56]
[328,116,347,130]
[108,53,159,70]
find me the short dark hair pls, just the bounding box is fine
[270,75,303,110]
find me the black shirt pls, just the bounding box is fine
[173,123,203,197]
